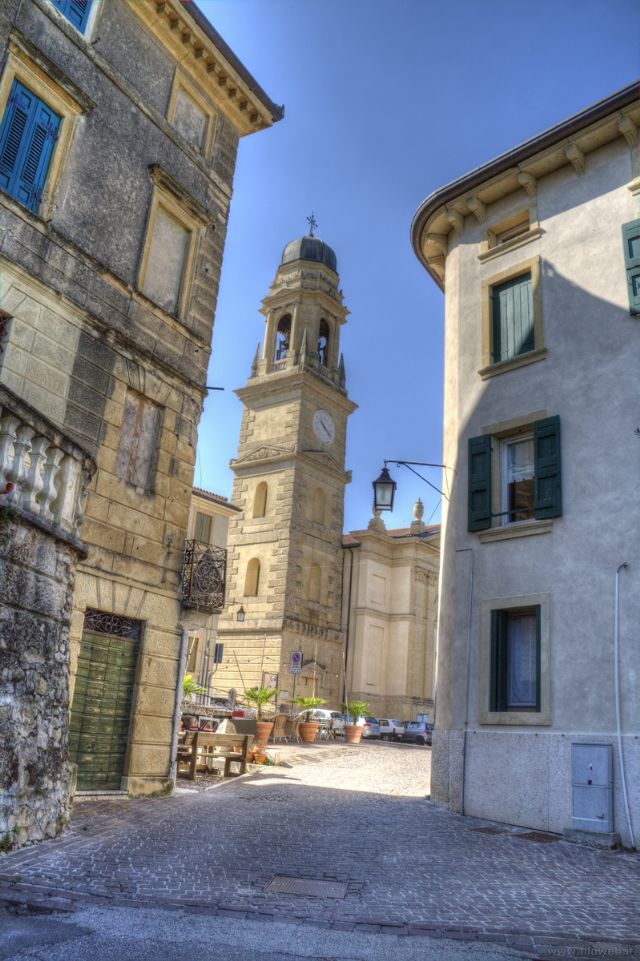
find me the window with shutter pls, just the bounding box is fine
[622,219,640,315]
[468,415,562,534]
[50,0,93,33]
[0,80,60,213]
[491,272,534,363]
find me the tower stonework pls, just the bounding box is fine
[216,236,356,708]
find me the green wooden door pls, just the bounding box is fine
[69,630,139,791]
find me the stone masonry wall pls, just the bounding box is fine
[0,513,79,852]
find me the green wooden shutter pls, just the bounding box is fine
[490,610,508,712]
[491,272,534,362]
[622,220,640,315]
[534,415,562,519]
[468,434,492,531]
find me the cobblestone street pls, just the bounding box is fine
[1,741,639,958]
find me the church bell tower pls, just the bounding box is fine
[215,229,356,708]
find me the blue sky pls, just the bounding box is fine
[194,0,639,532]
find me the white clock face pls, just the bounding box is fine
[313,409,335,445]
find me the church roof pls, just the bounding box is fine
[281,235,337,273]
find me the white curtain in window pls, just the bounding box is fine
[507,612,536,708]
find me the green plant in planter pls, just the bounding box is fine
[244,686,279,719]
[294,695,327,721]
[182,674,205,698]
[342,699,370,723]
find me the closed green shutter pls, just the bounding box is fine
[468,434,492,531]
[622,220,640,315]
[491,272,534,363]
[534,415,562,519]
[194,511,212,543]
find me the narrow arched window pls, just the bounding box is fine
[274,314,291,361]
[244,558,261,596]
[318,319,330,366]
[309,563,321,602]
[311,487,325,525]
[253,481,268,518]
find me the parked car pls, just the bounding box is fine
[378,718,404,741]
[401,721,433,745]
[340,714,380,738]
[295,708,344,735]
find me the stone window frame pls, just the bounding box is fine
[137,181,204,320]
[477,409,554,544]
[0,41,87,221]
[479,255,546,379]
[478,592,551,726]
[477,206,542,263]
[166,69,217,161]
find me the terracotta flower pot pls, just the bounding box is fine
[344,724,362,744]
[255,720,273,747]
[299,720,320,743]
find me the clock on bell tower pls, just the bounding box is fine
[215,229,357,709]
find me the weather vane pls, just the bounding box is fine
[306,212,318,236]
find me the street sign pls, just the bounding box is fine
[289,651,302,674]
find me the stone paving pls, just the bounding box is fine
[1,741,639,956]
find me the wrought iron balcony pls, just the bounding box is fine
[180,540,227,613]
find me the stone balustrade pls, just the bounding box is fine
[0,384,94,539]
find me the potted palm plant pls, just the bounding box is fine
[342,699,370,744]
[294,695,327,743]
[244,687,279,747]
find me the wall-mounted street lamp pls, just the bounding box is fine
[236,605,246,623]
[372,459,451,512]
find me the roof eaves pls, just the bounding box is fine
[411,80,640,288]
[180,1,284,123]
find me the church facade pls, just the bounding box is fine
[215,233,356,710]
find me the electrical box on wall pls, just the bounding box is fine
[571,743,613,833]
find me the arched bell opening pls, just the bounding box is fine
[274,314,291,361]
[317,318,330,367]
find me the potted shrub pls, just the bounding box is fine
[294,696,327,743]
[342,700,370,744]
[182,674,205,700]
[244,687,279,747]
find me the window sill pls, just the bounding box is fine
[479,347,547,380]
[478,520,552,543]
[478,225,542,263]
[478,710,551,726]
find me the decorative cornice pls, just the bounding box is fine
[467,197,486,224]
[411,81,640,291]
[148,164,215,225]
[126,0,283,136]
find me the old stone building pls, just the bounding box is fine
[215,233,356,710]
[342,502,439,721]
[411,82,640,845]
[0,0,281,801]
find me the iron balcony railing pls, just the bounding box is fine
[180,540,227,613]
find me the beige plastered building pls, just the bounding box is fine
[411,82,640,846]
[342,502,440,721]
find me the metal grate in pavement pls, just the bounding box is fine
[515,831,560,843]
[264,875,348,898]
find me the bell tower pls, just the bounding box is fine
[215,231,356,708]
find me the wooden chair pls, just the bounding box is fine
[271,713,289,742]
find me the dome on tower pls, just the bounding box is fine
[280,234,337,273]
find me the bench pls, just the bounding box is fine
[177,731,254,780]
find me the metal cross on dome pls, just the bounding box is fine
[306,212,318,236]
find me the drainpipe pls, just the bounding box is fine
[614,563,635,849]
[169,628,190,783]
[455,547,474,817]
